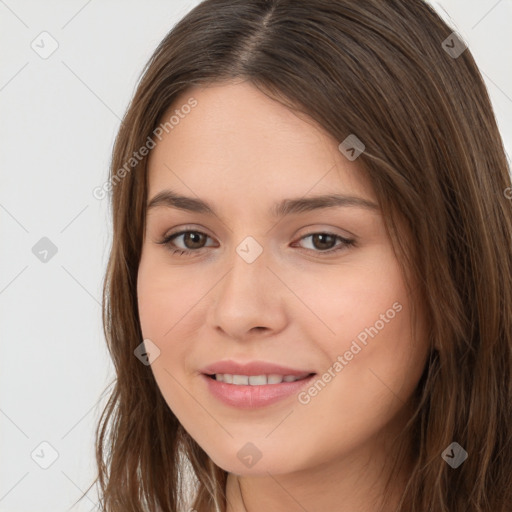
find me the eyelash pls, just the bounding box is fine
[156,229,355,257]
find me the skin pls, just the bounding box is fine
[137,80,430,511]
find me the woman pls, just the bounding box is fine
[84,0,512,510]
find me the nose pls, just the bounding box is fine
[207,243,288,341]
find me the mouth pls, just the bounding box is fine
[200,364,317,408]
[205,372,314,385]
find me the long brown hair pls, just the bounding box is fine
[80,0,512,510]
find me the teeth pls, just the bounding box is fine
[233,375,249,385]
[249,375,267,385]
[214,374,306,385]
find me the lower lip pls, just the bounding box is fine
[202,374,316,409]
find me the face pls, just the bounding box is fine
[137,81,429,476]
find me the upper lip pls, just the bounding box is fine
[201,360,315,377]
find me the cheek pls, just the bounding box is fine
[136,252,213,392]
[288,245,410,354]
[292,247,424,410]
[136,256,201,417]
[137,253,201,340]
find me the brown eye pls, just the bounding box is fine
[173,231,207,249]
[157,229,215,256]
[310,233,337,250]
[295,232,355,254]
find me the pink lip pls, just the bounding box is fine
[202,374,316,408]
[200,360,313,377]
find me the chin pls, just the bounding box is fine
[204,443,304,476]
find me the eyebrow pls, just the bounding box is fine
[146,189,379,217]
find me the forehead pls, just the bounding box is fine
[147,81,374,205]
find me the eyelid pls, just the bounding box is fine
[294,224,357,240]
[162,224,355,241]
[161,224,212,239]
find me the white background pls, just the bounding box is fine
[0,1,510,511]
